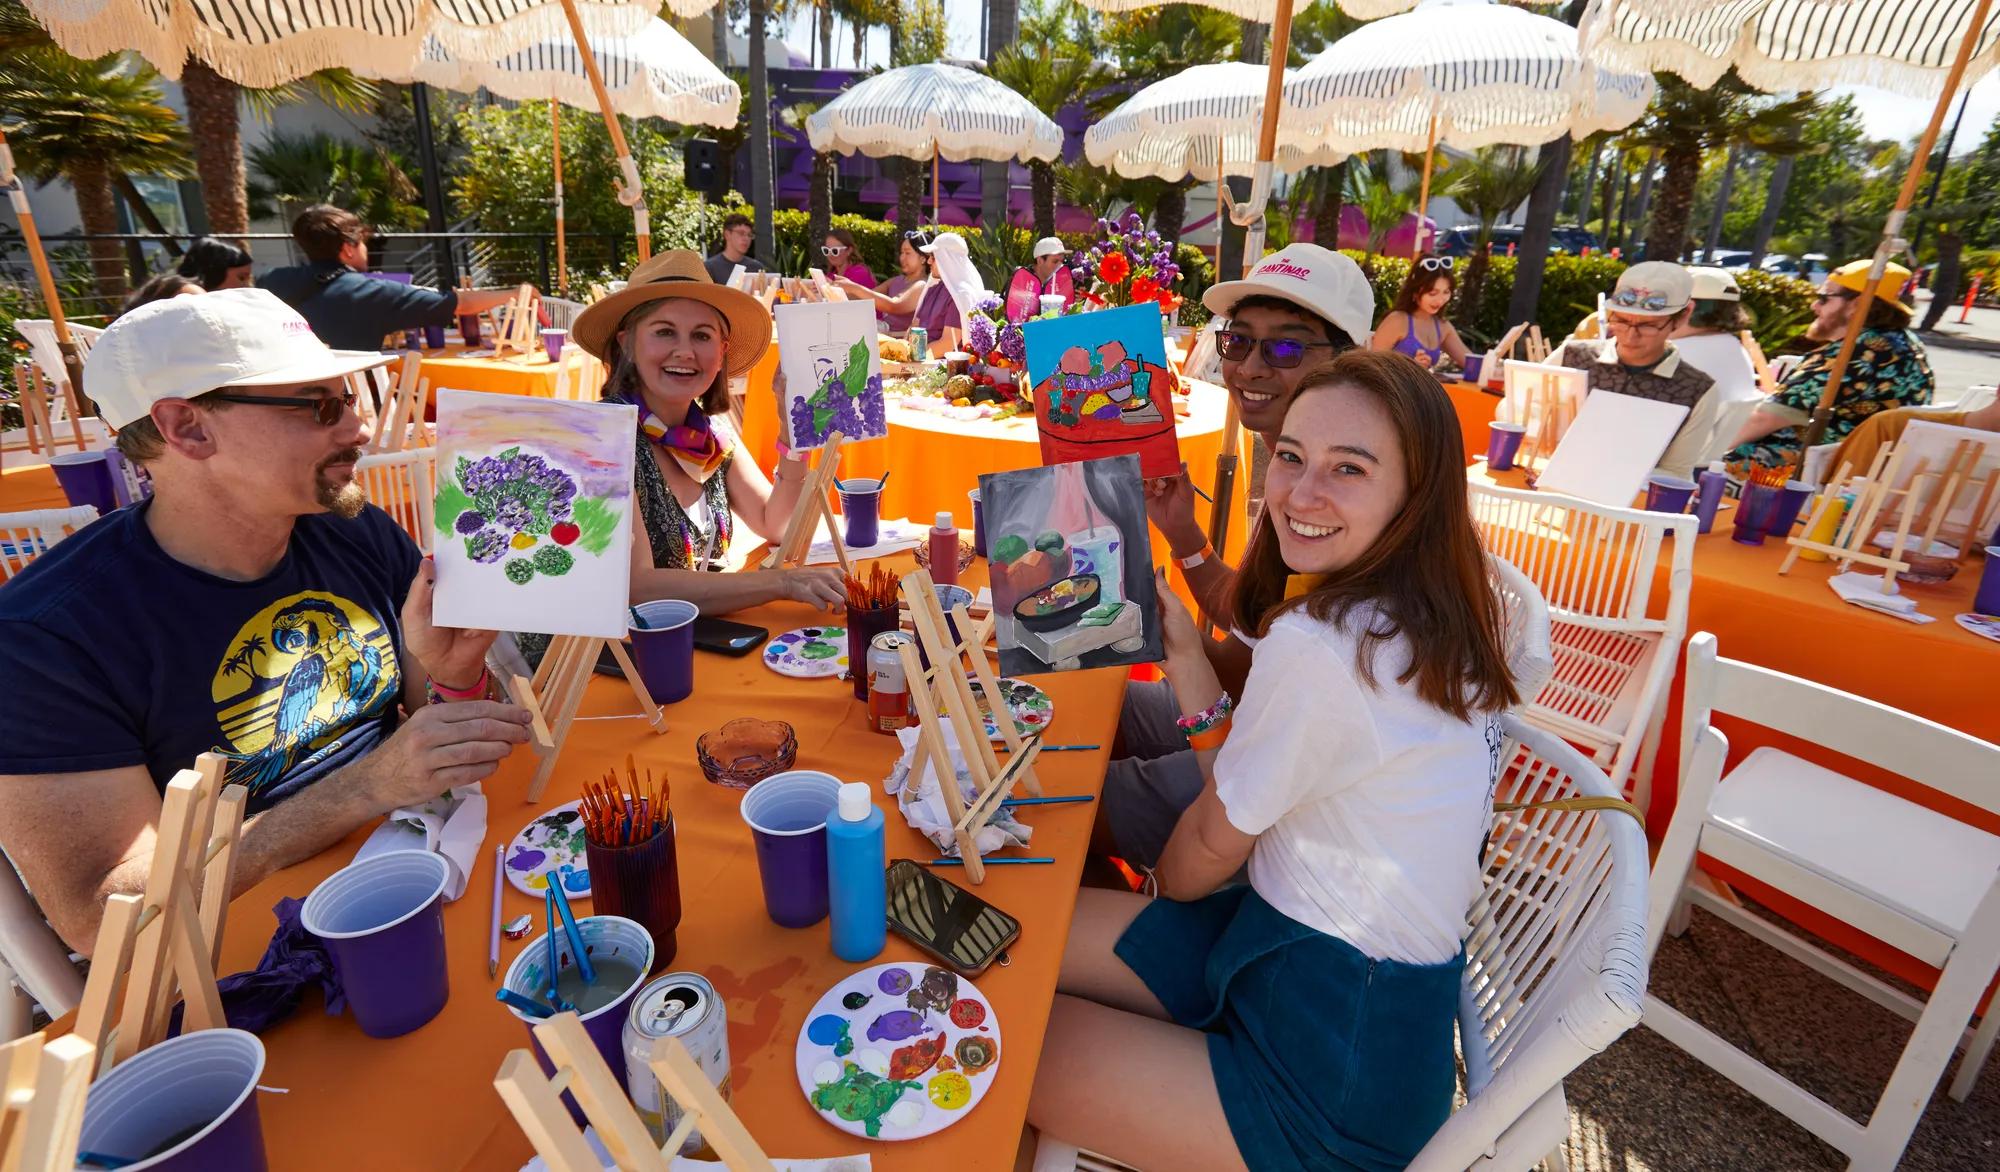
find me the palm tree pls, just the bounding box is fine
[1288,161,1349,247]
[1,47,192,298]
[1628,74,1816,262]
[176,65,378,237]
[988,46,1112,238]
[1444,146,1544,316]
[779,100,835,247]
[247,131,426,229]
[1345,153,1414,258]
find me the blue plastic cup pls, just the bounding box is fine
[740,770,841,928]
[75,1028,269,1171]
[301,850,451,1038]
[630,600,699,704]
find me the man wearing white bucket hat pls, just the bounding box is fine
[0,289,532,953]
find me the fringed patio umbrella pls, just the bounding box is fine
[1083,61,1345,184]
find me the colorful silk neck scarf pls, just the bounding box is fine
[639,402,726,483]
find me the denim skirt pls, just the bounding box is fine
[1114,885,1462,1171]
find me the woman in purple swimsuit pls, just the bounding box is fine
[1370,257,1470,372]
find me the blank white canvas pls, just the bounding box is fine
[1536,391,1690,507]
[1887,419,2000,531]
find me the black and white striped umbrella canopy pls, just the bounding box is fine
[1579,0,2000,98]
[806,62,1063,165]
[365,15,737,127]
[1281,0,1655,155]
[20,0,656,88]
[1085,62,1345,183]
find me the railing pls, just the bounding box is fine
[0,230,636,323]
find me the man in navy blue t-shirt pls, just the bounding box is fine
[0,290,532,954]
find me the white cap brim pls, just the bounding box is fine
[1204,276,1373,351]
[216,348,395,389]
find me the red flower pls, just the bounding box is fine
[1129,276,1159,304]
[1156,290,1181,314]
[1098,251,1131,285]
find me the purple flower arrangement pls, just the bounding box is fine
[1068,211,1182,314]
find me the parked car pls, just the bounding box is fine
[1690,248,1756,269]
[1550,226,1602,254]
[1761,253,1831,284]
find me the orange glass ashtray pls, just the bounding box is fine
[696,718,798,789]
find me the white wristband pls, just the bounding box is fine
[1178,544,1211,570]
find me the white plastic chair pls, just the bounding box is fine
[0,857,83,1041]
[540,296,586,330]
[0,506,99,580]
[355,449,438,554]
[1644,632,2000,1171]
[1469,482,1695,813]
[551,344,606,403]
[1938,383,1997,413]
[1695,397,1758,468]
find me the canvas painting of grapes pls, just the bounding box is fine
[432,389,638,639]
[774,300,886,449]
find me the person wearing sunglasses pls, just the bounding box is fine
[1369,256,1470,372]
[1724,258,1935,474]
[837,230,972,357]
[1554,260,1721,478]
[0,289,533,955]
[819,229,875,288]
[1094,244,1373,880]
[859,230,932,333]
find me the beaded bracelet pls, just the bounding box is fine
[427,667,491,705]
[1175,692,1235,737]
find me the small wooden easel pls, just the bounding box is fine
[895,569,1043,886]
[73,753,245,1070]
[0,1032,93,1171]
[1780,444,1924,589]
[507,635,668,803]
[490,284,542,358]
[758,430,853,576]
[494,1011,775,1172]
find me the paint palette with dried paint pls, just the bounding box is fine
[795,961,1001,1141]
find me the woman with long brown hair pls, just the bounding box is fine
[1370,256,1471,371]
[1030,350,1519,1171]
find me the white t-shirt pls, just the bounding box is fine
[1672,332,1763,404]
[1214,609,1501,966]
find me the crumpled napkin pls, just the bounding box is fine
[521,1128,870,1171]
[355,783,487,900]
[170,896,343,1036]
[1827,571,1937,625]
[882,718,1031,857]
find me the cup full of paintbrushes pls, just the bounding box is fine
[845,565,902,700]
[579,756,681,970]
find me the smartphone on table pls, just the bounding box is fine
[885,859,1023,976]
[691,616,768,656]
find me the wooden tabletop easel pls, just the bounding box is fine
[507,635,668,804]
[494,1012,774,1172]
[0,1032,93,1171]
[1780,443,1925,589]
[72,753,245,1070]
[895,568,1043,886]
[759,430,853,577]
[490,284,542,358]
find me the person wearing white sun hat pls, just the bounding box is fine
[0,288,532,955]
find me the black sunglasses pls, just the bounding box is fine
[1216,330,1345,368]
[1813,289,1860,304]
[207,388,357,426]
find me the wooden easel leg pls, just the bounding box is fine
[604,638,667,733]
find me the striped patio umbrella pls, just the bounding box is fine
[1281,1,1654,253]
[366,14,738,289]
[1083,62,1344,184]
[805,62,1064,220]
[1579,0,2000,448]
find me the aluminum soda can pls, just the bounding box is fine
[907,325,929,360]
[624,972,731,1154]
[867,631,913,734]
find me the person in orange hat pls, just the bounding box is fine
[1727,258,1936,472]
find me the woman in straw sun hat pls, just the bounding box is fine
[571,251,846,617]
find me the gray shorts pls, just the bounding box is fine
[1102,680,1204,869]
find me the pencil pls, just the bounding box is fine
[998,743,1099,752]
[1000,795,1095,807]
[488,843,504,980]
[927,857,1056,866]
[1190,482,1213,503]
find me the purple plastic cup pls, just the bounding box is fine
[740,769,841,928]
[1765,479,1813,537]
[839,480,883,548]
[630,599,698,704]
[1732,482,1782,546]
[300,849,451,1038]
[1486,422,1527,471]
[49,451,124,512]
[969,488,987,558]
[75,1028,268,1172]
[501,914,654,1121]
[1977,547,2000,615]
[424,324,447,349]
[1643,473,1698,515]
[459,314,483,346]
[846,606,900,700]
[1460,354,1484,385]
[541,328,568,362]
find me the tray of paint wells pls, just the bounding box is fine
[795,961,1001,1140]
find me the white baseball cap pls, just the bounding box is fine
[1033,237,1067,259]
[1687,265,1741,302]
[1608,261,1695,317]
[917,232,968,258]
[1203,244,1374,350]
[85,288,393,429]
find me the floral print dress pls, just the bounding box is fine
[1728,328,1935,473]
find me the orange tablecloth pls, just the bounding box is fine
[1444,378,1503,462]
[202,558,1116,1172]
[0,463,68,511]
[420,343,563,402]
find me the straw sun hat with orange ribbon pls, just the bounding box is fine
[571,250,773,376]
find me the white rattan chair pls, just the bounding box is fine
[356,353,431,453]
[355,448,438,554]
[540,296,586,330]
[0,506,99,580]
[1469,481,1695,813]
[1644,632,2000,1171]
[1939,383,1997,413]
